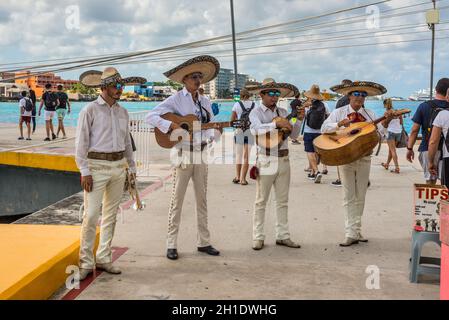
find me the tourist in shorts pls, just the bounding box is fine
[38,83,59,141]
[18,91,32,141]
[56,84,71,139]
[381,98,404,174]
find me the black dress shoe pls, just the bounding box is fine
[167,249,178,260]
[198,245,220,256]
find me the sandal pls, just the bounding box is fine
[322,170,328,175]
[381,163,389,170]
[391,167,400,174]
[232,178,240,184]
[240,181,249,186]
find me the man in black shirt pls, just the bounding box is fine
[38,83,60,141]
[56,84,71,139]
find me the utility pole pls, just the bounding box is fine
[427,0,439,99]
[230,0,239,98]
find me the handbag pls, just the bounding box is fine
[250,165,259,180]
[396,125,409,148]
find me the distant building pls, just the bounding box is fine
[152,86,177,98]
[14,71,78,98]
[0,83,29,99]
[203,68,251,99]
[134,82,154,97]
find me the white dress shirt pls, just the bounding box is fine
[249,103,301,152]
[75,95,136,176]
[321,104,383,134]
[145,87,216,148]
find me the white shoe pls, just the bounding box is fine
[79,268,93,281]
[96,263,122,274]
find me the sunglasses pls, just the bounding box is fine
[189,73,204,80]
[113,83,125,90]
[263,91,281,97]
[351,91,368,97]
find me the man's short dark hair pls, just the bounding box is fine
[57,84,63,90]
[21,91,27,97]
[435,78,449,96]
[45,83,52,89]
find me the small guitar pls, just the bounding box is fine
[256,108,298,150]
[154,113,250,149]
[313,109,411,166]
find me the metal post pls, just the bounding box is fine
[430,0,436,99]
[230,0,239,89]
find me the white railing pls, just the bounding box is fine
[128,111,165,189]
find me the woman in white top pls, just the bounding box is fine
[231,88,255,186]
[381,98,403,174]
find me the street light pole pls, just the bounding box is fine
[230,0,239,90]
[429,0,437,99]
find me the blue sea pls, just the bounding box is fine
[0,100,422,133]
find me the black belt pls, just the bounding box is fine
[88,151,125,161]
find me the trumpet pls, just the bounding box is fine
[124,169,146,211]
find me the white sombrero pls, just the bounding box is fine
[246,78,299,98]
[330,80,387,97]
[163,55,220,84]
[79,67,147,88]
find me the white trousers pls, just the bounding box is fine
[79,158,127,269]
[340,156,371,239]
[167,162,211,249]
[253,156,291,241]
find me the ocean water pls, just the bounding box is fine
[0,100,422,133]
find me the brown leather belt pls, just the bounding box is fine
[261,149,289,157]
[88,151,125,161]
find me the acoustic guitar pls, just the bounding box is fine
[154,113,249,149]
[256,108,298,150]
[313,109,411,166]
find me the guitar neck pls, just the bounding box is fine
[201,122,232,130]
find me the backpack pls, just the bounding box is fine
[57,92,68,109]
[426,100,449,153]
[44,92,58,110]
[239,101,255,122]
[306,100,327,130]
[22,97,33,112]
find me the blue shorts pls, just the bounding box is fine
[303,132,321,153]
[387,131,402,143]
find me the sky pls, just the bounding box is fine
[0,0,448,97]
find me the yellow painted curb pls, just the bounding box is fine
[0,152,79,173]
[0,224,99,300]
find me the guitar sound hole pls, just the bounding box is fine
[180,123,190,131]
[350,128,361,135]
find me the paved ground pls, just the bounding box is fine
[0,124,441,299]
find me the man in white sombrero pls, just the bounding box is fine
[146,55,221,260]
[322,81,392,247]
[247,78,302,251]
[75,67,146,280]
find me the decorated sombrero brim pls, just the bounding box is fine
[330,81,387,97]
[163,55,220,84]
[247,79,299,98]
[79,67,147,88]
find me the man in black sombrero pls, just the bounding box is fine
[322,81,393,247]
[76,67,146,280]
[146,55,221,260]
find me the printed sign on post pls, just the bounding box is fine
[413,184,447,233]
[440,200,449,246]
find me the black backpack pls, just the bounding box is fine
[23,97,33,112]
[57,92,68,109]
[306,100,327,130]
[239,101,255,123]
[44,92,58,110]
[426,100,449,151]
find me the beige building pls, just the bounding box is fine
[203,68,251,99]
